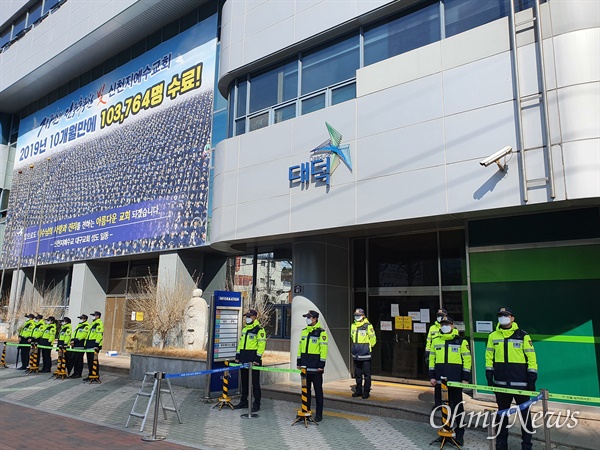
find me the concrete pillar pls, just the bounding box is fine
[67,261,109,318]
[291,235,350,382]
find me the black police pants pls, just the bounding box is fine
[65,349,75,374]
[353,359,371,393]
[448,387,465,438]
[239,366,261,406]
[306,371,324,419]
[41,348,52,372]
[19,339,30,368]
[495,392,533,450]
[72,351,84,376]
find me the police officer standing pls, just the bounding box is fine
[17,314,36,370]
[297,310,328,422]
[428,315,471,446]
[83,311,103,381]
[70,314,90,378]
[58,317,73,374]
[234,309,266,412]
[486,307,538,450]
[350,308,376,399]
[31,313,45,363]
[425,308,448,407]
[39,316,57,373]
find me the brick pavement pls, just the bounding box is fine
[0,367,593,450]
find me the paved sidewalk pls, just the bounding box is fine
[0,367,596,450]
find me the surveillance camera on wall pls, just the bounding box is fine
[480,146,513,171]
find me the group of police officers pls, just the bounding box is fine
[17,311,104,380]
[15,303,536,448]
[236,305,537,450]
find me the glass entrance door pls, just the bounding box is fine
[369,293,439,380]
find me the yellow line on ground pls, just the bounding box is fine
[324,410,370,421]
[371,381,431,391]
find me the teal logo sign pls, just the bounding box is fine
[289,122,352,187]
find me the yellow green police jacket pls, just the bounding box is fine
[297,321,328,371]
[350,318,376,360]
[485,322,538,388]
[40,323,57,346]
[58,323,72,345]
[19,319,36,339]
[31,320,45,340]
[425,322,441,353]
[72,322,91,347]
[428,328,471,383]
[236,320,266,364]
[85,319,104,347]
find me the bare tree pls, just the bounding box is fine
[1,287,67,338]
[128,273,194,350]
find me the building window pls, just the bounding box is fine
[250,59,298,114]
[363,1,441,66]
[444,0,509,38]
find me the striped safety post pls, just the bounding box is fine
[26,343,40,374]
[291,367,317,427]
[53,346,68,380]
[430,377,460,449]
[85,348,101,384]
[213,360,234,410]
[0,342,8,368]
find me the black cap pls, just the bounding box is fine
[25,313,34,319]
[47,316,56,322]
[245,309,258,317]
[90,311,102,317]
[77,314,88,320]
[302,310,319,319]
[497,307,514,316]
[440,315,454,324]
[35,314,43,320]
[62,317,71,323]
[436,308,448,316]
[354,308,365,316]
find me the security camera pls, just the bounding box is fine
[480,146,513,171]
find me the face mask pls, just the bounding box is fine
[306,318,313,326]
[498,316,511,326]
[354,316,362,322]
[441,325,452,334]
[245,317,253,324]
[436,316,443,323]
[45,321,50,325]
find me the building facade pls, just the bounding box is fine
[1,0,598,399]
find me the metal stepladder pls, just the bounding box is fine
[126,371,183,431]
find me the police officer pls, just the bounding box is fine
[31,313,45,363]
[297,310,328,422]
[350,308,376,399]
[83,311,103,381]
[429,315,471,446]
[234,309,266,412]
[70,314,90,378]
[58,317,73,374]
[39,316,57,373]
[486,307,538,450]
[425,308,448,407]
[17,314,36,370]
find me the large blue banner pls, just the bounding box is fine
[3,14,217,267]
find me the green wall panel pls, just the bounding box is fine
[472,338,600,402]
[470,245,600,283]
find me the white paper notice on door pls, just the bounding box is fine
[408,311,421,321]
[380,321,393,331]
[413,322,427,333]
[420,308,431,323]
[391,304,400,317]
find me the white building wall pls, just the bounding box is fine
[213,1,600,244]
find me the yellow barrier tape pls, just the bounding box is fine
[448,382,599,404]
